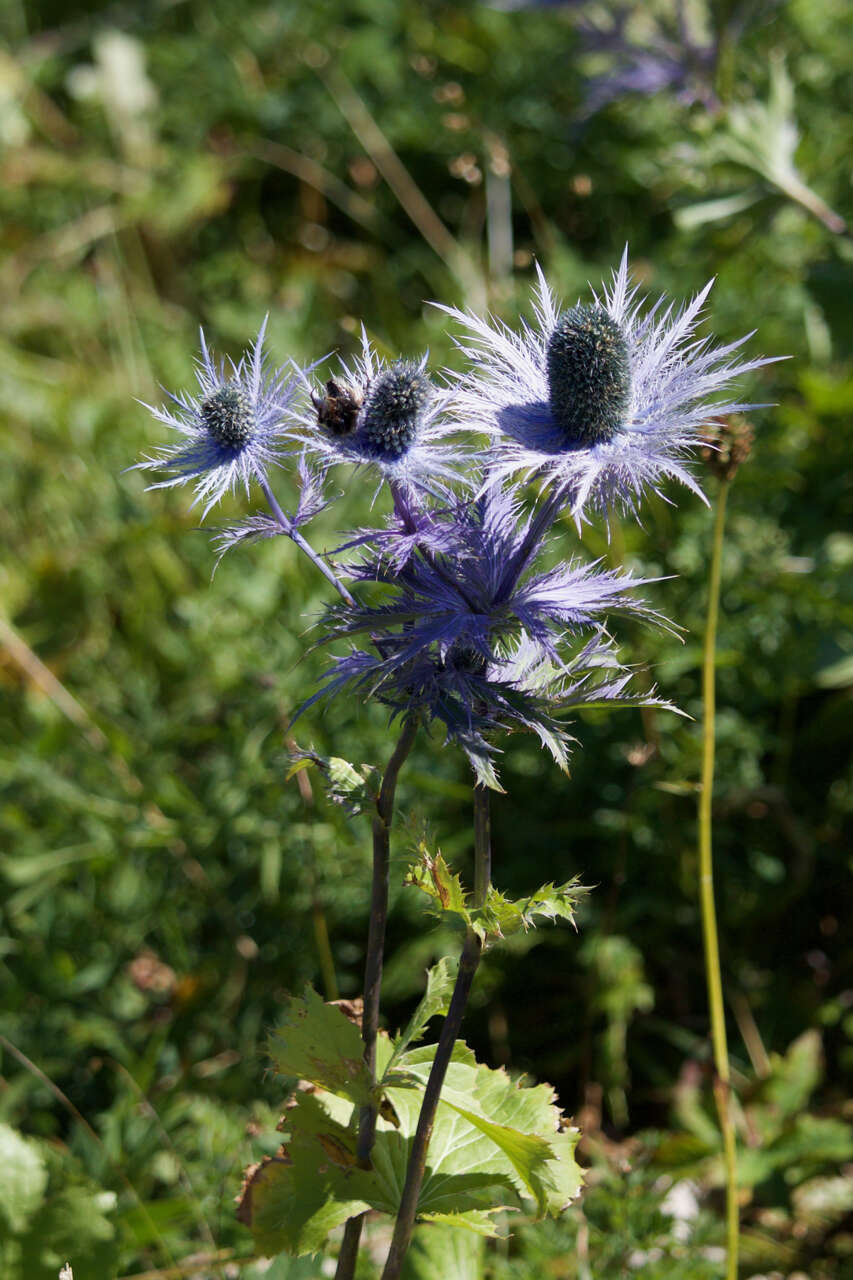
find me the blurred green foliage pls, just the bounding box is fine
[1,0,851,1275]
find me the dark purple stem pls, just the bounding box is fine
[380,784,492,1280]
[334,716,419,1280]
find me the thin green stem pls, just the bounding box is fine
[335,717,419,1280]
[699,479,738,1280]
[380,784,492,1280]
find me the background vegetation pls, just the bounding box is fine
[1,1,851,1276]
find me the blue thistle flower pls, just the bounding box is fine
[359,360,434,459]
[306,483,672,787]
[440,250,778,521]
[134,318,298,516]
[493,1,722,114]
[315,628,662,789]
[293,328,466,493]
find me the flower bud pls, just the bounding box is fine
[701,416,754,481]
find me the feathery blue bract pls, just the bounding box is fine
[440,249,776,522]
[292,328,468,494]
[308,483,671,787]
[135,319,299,516]
[212,454,330,565]
[334,486,465,575]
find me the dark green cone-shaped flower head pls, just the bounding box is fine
[360,361,433,459]
[546,305,631,447]
[201,383,257,451]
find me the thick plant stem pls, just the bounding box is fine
[699,479,739,1280]
[381,785,492,1280]
[335,717,419,1280]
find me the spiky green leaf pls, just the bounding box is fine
[405,845,586,941]
[287,751,378,815]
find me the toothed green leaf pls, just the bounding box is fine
[405,844,586,941]
[387,956,458,1073]
[287,751,378,814]
[239,1036,582,1257]
[404,845,468,916]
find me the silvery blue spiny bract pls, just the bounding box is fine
[135,319,298,516]
[294,328,465,493]
[440,248,774,521]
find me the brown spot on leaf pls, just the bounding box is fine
[328,997,364,1028]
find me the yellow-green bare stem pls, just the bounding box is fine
[699,479,739,1280]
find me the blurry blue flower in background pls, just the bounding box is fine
[490,0,731,115]
[441,250,773,523]
[135,318,299,516]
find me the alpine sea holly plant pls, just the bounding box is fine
[134,253,774,1279]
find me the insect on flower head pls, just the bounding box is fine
[297,328,468,492]
[311,378,363,438]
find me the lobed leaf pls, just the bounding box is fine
[386,956,458,1073]
[287,751,379,815]
[389,1042,583,1216]
[405,845,587,941]
[240,1033,582,1258]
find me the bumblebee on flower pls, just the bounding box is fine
[295,327,467,494]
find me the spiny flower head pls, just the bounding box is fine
[134,318,298,516]
[440,249,778,522]
[295,328,466,493]
[200,384,257,450]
